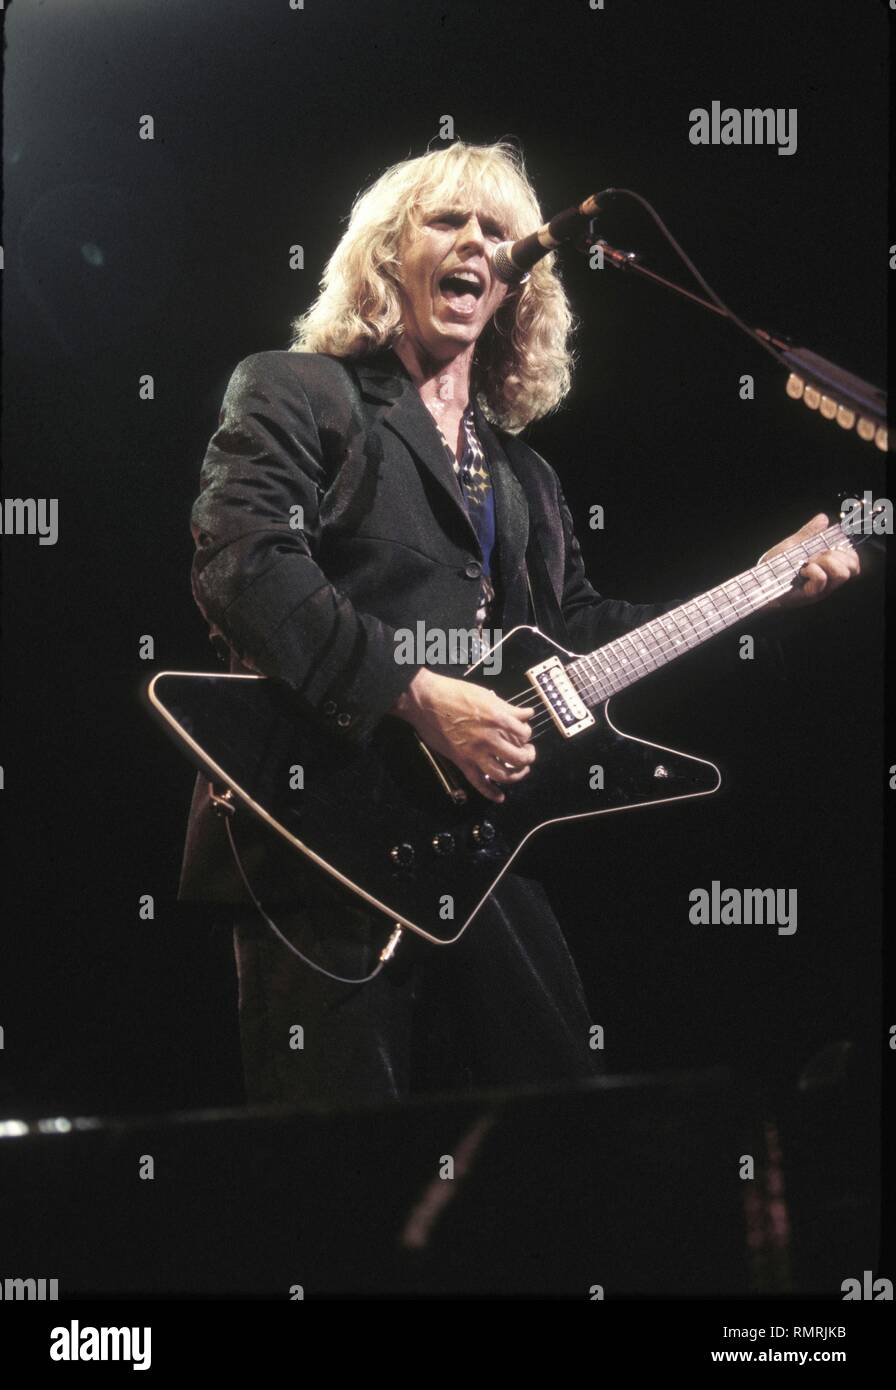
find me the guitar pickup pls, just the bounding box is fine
[526,656,595,737]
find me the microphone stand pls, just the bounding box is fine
[581,229,888,451]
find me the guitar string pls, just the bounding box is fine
[512,567,798,729]
[490,529,862,746]
[509,563,812,731]
[514,556,845,744]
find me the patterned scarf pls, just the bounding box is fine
[434,403,497,633]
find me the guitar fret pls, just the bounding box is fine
[584,654,608,699]
[785,544,810,571]
[566,661,587,696]
[577,650,605,700]
[749,565,774,594]
[590,656,611,698]
[695,594,721,635]
[666,607,696,648]
[682,601,705,636]
[680,600,702,636]
[599,643,622,688]
[730,573,753,604]
[617,633,639,674]
[641,625,664,665]
[572,656,598,700]
[567,528,844,711]
[706,587,734,622]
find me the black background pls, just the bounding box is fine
[0,0,887,1139]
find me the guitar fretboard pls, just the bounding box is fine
[566,519,858,706]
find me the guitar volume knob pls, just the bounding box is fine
[389,843,415,868]
[471,821,496,846]
[431,831,455,856]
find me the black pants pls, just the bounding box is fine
[232,868,603,1107]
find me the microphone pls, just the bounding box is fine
[492,192,605,283]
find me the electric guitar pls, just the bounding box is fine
[147,510,874,945]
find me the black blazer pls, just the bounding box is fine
[178,347,673,903]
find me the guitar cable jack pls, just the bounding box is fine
[209,782,235,818]
[380,924,404,962]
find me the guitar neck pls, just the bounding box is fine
[568,518,860,705]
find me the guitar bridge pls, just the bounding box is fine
[526,656,595,737]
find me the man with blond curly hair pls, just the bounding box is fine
[179,141,857,1107]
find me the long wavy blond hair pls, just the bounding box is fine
[289,140,576,433]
